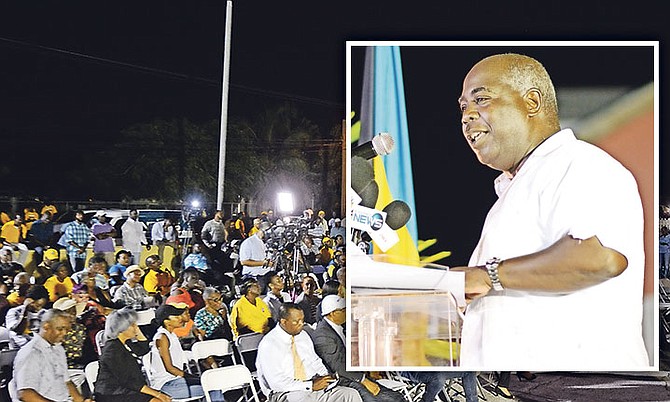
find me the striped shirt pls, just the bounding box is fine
[113,282,149,309]
[64,221,91,260]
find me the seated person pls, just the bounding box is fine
[44,261,75,302]
[299,235,320,266]
[169,267,206,318]
[71,283,108,353]
[182,243,210,272]
[194,287,234,342]
[229,278,272,339]
[4,272,31,308]
[0,246,25,285]
[10,309,89,402]
[263,274,292,323]
[309,295,402,402]
[4,285,50,348]
[315,237,334,266]
[94,307,171,402]
[325,250,345,281]
[52,297,97,393]
[113,265,156,310]
[31,248,60,286]
[148,303,213,401]
[295,275,321,325]
[71,255,110,291]
[315,279,340,320]
[256,302,362,402]
[143,255,175,297]
[108,249,132,286]
[163,299,205,347]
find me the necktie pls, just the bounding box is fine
[291,336,307,381]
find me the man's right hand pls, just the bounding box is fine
[312,375,335,391]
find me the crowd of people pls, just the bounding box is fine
[0,203,365,402]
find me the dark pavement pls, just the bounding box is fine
[496,371,670,402]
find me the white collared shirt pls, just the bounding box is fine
[460,129,648,370]
[256,325,328,395]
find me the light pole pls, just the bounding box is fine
[217,0,233,210]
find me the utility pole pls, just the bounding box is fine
[217,0,233,210]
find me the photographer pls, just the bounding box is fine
[239,222,274,293]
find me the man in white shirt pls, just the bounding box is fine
[11,309,91,402]
[256,302,362,402]
[151,217,179,263]
[239,222,274,293]
[121,209,150,265]
[453,53,648,370]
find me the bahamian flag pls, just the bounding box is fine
[358,46,419,261]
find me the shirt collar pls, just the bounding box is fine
[494,128,576,196]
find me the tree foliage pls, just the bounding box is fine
[87,103,343,213]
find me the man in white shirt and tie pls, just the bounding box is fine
[256,302,362,402]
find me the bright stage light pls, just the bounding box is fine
[277,192,294,213]
[190,200,201,209]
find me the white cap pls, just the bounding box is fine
[320,295,345,316]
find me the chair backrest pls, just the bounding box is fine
[0,326,10,343]
[200,365,260,402]
[234,332,263,373]
[235,332,263,353]
[136,308,156,326]
[84,361,99,393]
[94,330,105,355]
[189,339,235,375]
[0,348,18,367]
[190,339,233,361]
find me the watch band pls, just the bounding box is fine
[485,257,504,291]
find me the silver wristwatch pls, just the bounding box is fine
[485,257,504,291]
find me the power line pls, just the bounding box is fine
[0,36,344,109]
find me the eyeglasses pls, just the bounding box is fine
[208,297,223,302]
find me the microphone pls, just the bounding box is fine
[353,132,394,160]
[351,156,374,192]
[382,200,411,230]
[351,155,379,209]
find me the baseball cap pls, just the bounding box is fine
[320,295,345,316]
[154,303,188,325]
[44,249,60,260]
[96,210,107,217]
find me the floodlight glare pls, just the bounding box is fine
[191,200,201,209]
[277,192,294,213]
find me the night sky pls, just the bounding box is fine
[1,2,667,263]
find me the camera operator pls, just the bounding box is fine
[239,222,274,293]
[200,210,228,271]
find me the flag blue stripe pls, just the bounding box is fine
[372,46,418,244]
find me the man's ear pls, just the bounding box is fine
[524,88,542,116]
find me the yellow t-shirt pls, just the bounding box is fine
[229,296,271,338]
[1,221,27,243]
[44,276,75,302]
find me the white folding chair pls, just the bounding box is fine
[136,308,156,326]
[200,365,260,402]
[234,332,263,378]
[94,330,106,355]
[190,339,236,375]
[142,349,203,402]
[84,361,99,393]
